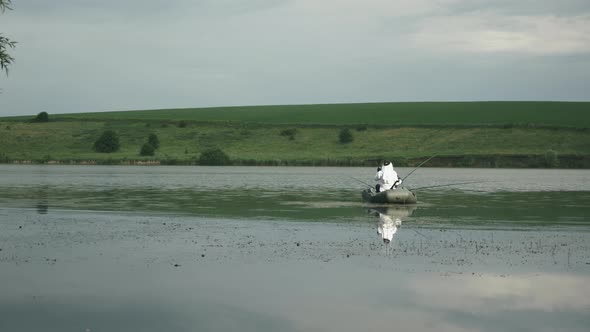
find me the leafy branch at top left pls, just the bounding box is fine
[1,0,17,75]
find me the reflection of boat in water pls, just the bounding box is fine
[362,187,417,204]
[370,205,417,219]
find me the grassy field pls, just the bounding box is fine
[1,114,589,167]
[5,101,590,128]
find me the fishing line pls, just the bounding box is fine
[350,176,373,189]
[412,180,486,191]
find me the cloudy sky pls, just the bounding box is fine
[1,0,589,116]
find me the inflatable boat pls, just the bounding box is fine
[361,187,417,204]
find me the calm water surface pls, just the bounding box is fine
[1,165,589,332]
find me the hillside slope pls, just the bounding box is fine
[7,101,589,128]
[1,102,589,167]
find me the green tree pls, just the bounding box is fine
[339,128,353,144]
[199,148,230,165]
[94,130,120,153]
[1,0,16,75]
[34,111,49,123]
[148,133,160,149]
[140,143,155,156]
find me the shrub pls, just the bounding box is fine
[199,148,230,165]
[545,149,559,168]
[34,111,49,123]
[140,143,155,156]
[0,152,9,162]
[339,128,353,144]
[280,128,298,140]
[178,120,187,128]
[93,130,120,153]
[148,133,160,149]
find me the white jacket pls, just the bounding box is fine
[374,163,400,191]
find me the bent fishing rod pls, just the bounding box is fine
[401,154,437,182]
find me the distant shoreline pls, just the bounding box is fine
[2,153,589,168]
[2,102,589,168]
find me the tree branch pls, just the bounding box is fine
[0,0,13,13]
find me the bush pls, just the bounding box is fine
[0,152,9,162]
[339,128,353,144]
[148,133,160,149]
[178,120,187,128]
[34,111,49,123]
[140,143,155,156]
[356,126,367,132]
[545,149,559,168]
[280,128,298,140]
[93,130,120,153]
[199,148,230,165]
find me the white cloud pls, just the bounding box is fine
[290,0,446,17]
[411,13,590,55]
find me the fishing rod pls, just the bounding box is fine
[350,176,373,189]
[401,154,437,182]
[412,180,485,191]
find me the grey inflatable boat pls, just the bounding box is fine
[362,187,417,204]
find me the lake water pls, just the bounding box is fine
[1,165,589,332]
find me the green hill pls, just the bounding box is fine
[40,101,590,127]
[1,102,589,167]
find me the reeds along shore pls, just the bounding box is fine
[3,154,589,168]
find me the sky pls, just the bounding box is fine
[1,0,589,116]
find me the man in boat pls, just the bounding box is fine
[374,160,402,192]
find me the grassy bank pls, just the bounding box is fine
[1,109,589,167]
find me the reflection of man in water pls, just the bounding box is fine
[377,213,402,244]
